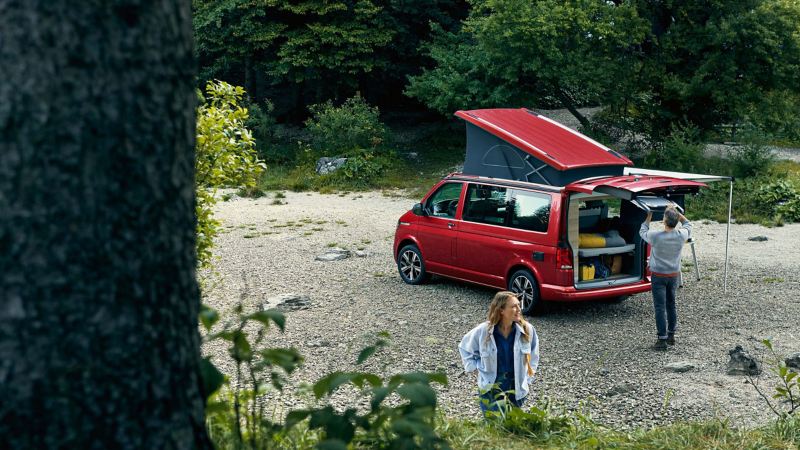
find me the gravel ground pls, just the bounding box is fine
[201,190,800,429]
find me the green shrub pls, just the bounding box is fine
[202,301,304,450]
[756,180,800,222]
[196,80,265,267]
[244,99,279,160]
[202,301,448,450]
[643,124,705,173]
[487,399,576,441]
[306,95,389,156]
[730,141,775,179]
[328,153,389,187]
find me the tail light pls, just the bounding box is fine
[556,247,573,270]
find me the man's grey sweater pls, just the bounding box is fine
[639,219,692,274]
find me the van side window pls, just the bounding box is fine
[510,190,551,232]
[425,182,462,218]
[463,184,509,225]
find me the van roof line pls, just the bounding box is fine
[445,173,565,193]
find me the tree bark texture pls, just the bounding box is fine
[0,1,211,448]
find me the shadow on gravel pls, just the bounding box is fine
[425,276,642,323]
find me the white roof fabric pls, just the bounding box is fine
[623,167,732,183]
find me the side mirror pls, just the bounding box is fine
[412,202,427,216]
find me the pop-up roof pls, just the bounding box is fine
[455,108,633,186]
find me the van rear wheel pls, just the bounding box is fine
[508,269,540,315]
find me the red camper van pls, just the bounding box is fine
[393,109,706,314]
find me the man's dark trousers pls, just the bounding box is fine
[651,275,678,339]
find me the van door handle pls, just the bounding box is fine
[447,222,456,229]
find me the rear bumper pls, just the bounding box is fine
[541,279,651,302]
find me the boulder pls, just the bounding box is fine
[785,352,800,370]
[606,382,637,396]
[665,361,696,373]
[315,247,351,261]
[727,345,761,376]
[262,293,312,311]
[316,157,348,175]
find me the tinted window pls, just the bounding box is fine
[510,189,551,232]
[463,184,509,225]
[425,182,462,218]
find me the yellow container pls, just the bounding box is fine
[580,264,595,281]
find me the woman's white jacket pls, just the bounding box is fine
[458,321,540,400]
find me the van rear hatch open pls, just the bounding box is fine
[565,175,707,200]
[565,175,706,290]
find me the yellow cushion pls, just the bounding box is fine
[579,233,606,248]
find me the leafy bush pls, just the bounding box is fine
[488,399,576,440]
[730,141,775,179]
[329,153,389,187]
[643,124,705,173]
[755,180,800,222]
[202,297,448,450]
[306,95,389,156]
[196,80,265,267]
[244,99,278,160]
[201,299,303,450]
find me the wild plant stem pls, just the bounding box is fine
[747,373,782,418]
[234,360,244,445]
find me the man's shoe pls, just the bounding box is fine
[653,339,669,351]
[667,334,675,345]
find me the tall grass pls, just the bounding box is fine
[437,414,800,450]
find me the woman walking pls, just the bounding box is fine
[458,291,540,414]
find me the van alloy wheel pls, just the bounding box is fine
[509,269,540,315]
[397,245,428,285]
[400,250,421,280]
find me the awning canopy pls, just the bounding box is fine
[623,167,732,183]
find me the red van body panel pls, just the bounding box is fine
[393,175,655,303]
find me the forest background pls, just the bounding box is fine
[194,0,800,225]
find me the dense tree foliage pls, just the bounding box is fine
[407,0,800,138]
[407,0,648,130]
[193,0,466,119]
[626,0,800,138]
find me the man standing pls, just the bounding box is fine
[640,206,692,351]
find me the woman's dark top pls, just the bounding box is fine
[492,325,517,392]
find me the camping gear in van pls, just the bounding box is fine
[578,230,627,248]
[579,263,595,281]
[606,254,623,275]
[579,233,606,248]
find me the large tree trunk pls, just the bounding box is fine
[0,1,211,448]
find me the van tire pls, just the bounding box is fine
[397,245,429,285]
[508,269,541,315]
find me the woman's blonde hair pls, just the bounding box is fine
[486,291,531,343]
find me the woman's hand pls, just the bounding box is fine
[645,211,652,224]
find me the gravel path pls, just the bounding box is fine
[201,190,800,429]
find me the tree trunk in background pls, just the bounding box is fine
[0,1,211,448]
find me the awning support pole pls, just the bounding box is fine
[724,179,733,293]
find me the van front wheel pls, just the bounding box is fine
[508,269,540,315]
[397,245,429,285]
